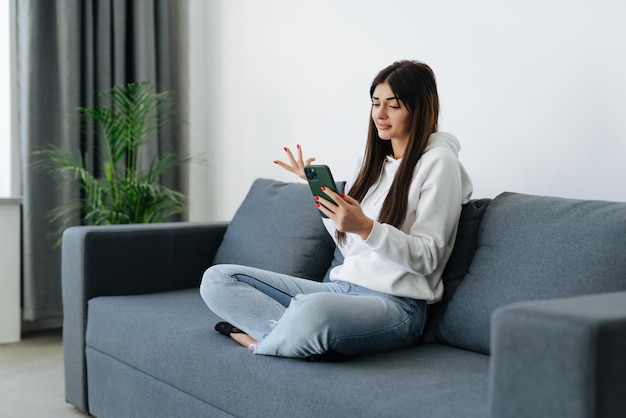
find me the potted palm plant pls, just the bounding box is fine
[36,81,187,236]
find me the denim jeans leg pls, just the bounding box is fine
[200,264,331,341]
[254,285,427,358]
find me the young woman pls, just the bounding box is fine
[200,60,473,360]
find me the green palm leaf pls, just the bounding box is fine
[34,82,188,241]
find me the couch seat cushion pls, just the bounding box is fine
[86,289,490,418]
[212,178,336,281]
[439,192,626,354]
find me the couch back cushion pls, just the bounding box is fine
[212,178,336,282]
[420,198,491,343]
[439,192,626,354]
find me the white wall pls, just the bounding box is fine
[186,0,626,221]
[0,199,21,343]
[0,2,12,197]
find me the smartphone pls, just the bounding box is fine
[304,165,338,218]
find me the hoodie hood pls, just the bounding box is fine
[424,132,461,156]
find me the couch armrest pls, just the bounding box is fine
[489,291,626,418]
[61,221,228,414]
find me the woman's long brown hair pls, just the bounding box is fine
[337,60,440,245]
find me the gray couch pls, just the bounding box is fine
[62,178,626,418]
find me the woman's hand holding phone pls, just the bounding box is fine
[273,144,316,181]
[315,187,374,241]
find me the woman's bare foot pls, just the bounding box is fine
[215,322,259,350]
[230,332,258,350]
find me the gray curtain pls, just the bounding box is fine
[17,0,179,321]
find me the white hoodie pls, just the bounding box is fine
[323,132,473,301]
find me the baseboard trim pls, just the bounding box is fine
[21,317,63,334]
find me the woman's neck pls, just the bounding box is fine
[391,139,407,159]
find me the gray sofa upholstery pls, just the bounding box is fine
[62,178,626,417]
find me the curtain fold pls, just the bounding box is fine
[17,0,178,321]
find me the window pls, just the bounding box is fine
[0,2,14,197]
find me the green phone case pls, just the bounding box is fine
[304,165,338,218]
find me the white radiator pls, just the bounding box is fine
[0,197,21,343]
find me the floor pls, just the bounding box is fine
[0,329,88,418]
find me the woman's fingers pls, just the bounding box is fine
[316,188,373,239]
[296,145,317,167]
[273,159,293,172]
[273,145,315,181]
[320,187,345,203]
[285,146,299,166]
[315,187,343,214]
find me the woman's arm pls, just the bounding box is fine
[364,149,468,276]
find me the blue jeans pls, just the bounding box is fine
[200,264,428,358]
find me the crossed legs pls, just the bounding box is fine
[200,264,427,359]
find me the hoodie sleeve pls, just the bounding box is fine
[363,146,467,276]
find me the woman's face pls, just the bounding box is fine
[371,82,412,145]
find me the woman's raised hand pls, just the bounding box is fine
[273,145,316,181]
